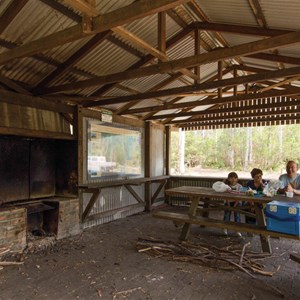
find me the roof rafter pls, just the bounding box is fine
[179,114,300,129]
[0,0,29,34]
[150,98,300,121]
[0,0,189,65]
[84,66,300,107]
[125,87,300,114]
[192,22,293,37]
[112,26,198,81]
[40,30,300,96]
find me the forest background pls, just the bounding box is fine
[170,124,300,179]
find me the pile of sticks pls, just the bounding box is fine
[0,247,24,270]
[136,238,278,277]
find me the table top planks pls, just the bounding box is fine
[165,186,300,204]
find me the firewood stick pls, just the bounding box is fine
[0,261,24,266]
[239,242,250,265]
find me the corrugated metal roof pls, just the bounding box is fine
[260,0,300,30]
[1,0,76,44]
[0,0,300,128]
[194,0,258,25]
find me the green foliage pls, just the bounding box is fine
[171,125,300,173]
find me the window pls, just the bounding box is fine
[86,119,144,180]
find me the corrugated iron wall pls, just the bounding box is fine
[168,176,250,205]
[82,185,144,229]
[0,103,71,134]
[168,176,225,206]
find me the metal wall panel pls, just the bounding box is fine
[82,185,145,228]
[30,140,56,198]
[0,137,30,203]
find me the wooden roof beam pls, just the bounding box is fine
[32,30,111,93]
[40,0,82,22]
[151,99,300,121]
[247,0,268,28]
[179,114,300,128]
[0,0,29,34]
[115,73,183,115]
[41,30,300,96]
[64,0,98,17]
[112,26,198,81]
[247,52,300,65]
[0,89,74,114]
[126,87,300,114]
[169,107,300,125]
[88,23,193,97]
[0,0,189,65]
[192,22,293,37]
[84,66,300,107]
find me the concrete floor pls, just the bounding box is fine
[0,210,299,300]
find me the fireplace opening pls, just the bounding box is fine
[26,202,59,237]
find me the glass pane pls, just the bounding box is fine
[87,120,144,180]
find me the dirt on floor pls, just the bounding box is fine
[0,211,299,300]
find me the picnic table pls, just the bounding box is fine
[152,186,300,253]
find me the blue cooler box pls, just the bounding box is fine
[266,201,300,235]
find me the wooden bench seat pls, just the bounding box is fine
[152,210,300,240]
[290,253,300,263]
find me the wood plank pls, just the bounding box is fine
[248,52,300,65]
[40,0,81,23]
[125,185,144,204]
[89,26,193,97]
[192,21,293,37]
[86,203,144,222]
[126,86,300,115]
[179,114,300,128]
[158,12,166,55]
[64,0,98,17]
[0,126,75,140]
[112,26,198,81]
[0,0,188,65]
[32,31,111,92]
[0,0,29,34]
[152,211,300,240]
[75,105,83,184]
[169,107,300,125]
[0,89,75,114]
[290,253,300,263]
[42,30,300,95]
[145,122,151,211]
[248,0,267,27]
[179,196,200,240]
[147,98,300,120]
[85,66,300,107]
[81,189,101,221]
[80,178,149,189]
[0,75,31,95]
[151,180,167,204]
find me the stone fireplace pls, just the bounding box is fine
[0,136,80,251]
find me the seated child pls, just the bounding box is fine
[245,168,266,225]
[223,172,242,237]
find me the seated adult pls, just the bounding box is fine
[245,168,266,224]
[278,160,300,195]
[247,168,267,193]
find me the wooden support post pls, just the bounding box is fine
[165,126,171,203]
[218,60,223,98]
[233,68,237,96]
[158,12,166,57]
[76,105,84,186]
[145,122,151,211]
[82,189,101,222]
[254,203,272,253]
[179,196,199,241]
[194,29,200,84]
